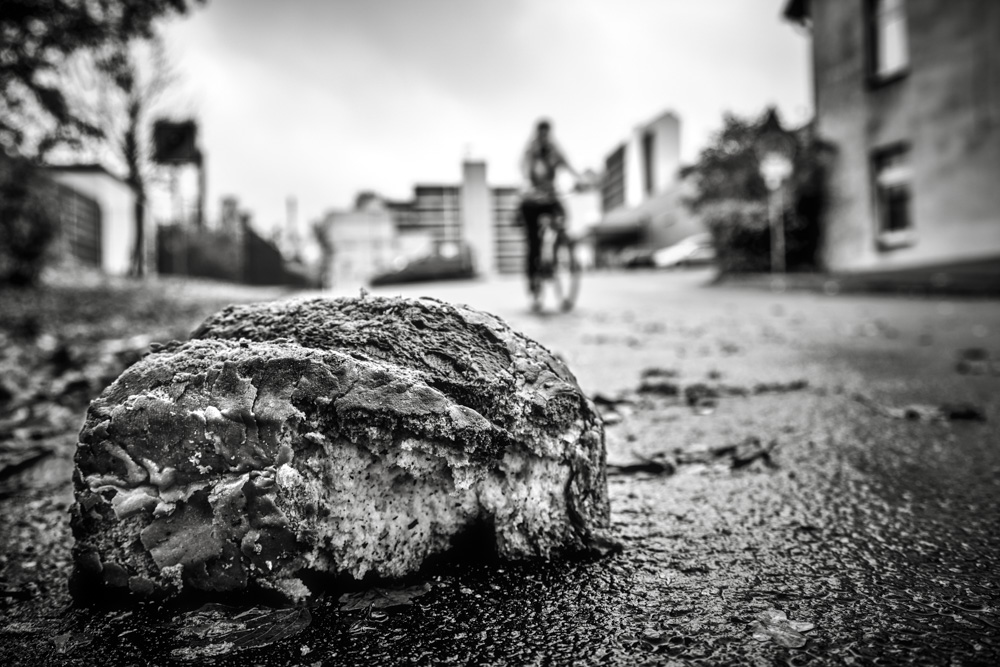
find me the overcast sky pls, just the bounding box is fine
[158,0,811,234]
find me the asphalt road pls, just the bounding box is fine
[2,269,998,666]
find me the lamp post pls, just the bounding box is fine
[757,109,795,274]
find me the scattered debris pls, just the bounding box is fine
[638,368,681,396]
[719,437,779,469]
[684,383,719,406]
[682,380,809,407]
[608,437,778,476]
[169,604,311,661]
[640,367,679,379]
[591,392,636,425]
[348,603,390,635]
[753,380,809,394]
[601,411,624,425]
[854,395,987,422]
[719,341,743,355]
[938,403,988,421]
[674,437,779,470]
[338,583,433,612]
[750,608,814,648]
[591,392,632,407]
[0,442,56,482]
[955,348,996,376]
[52,631,94,655]
[692,397,717,416]
[606,453,677,477]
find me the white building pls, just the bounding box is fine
[316,197,399,287]
[44,164,145,276]
[594,110,703,262]
[461,160,495,277]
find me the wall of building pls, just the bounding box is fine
[46,169,139,275]
[594,109,698,257]
[413,185,463,246]
[461,160,494,276]
[492,187,524,275]
[41,178,103,270]
[601,112,681,217]
[811,0,1000,272]
[319,201,398,287]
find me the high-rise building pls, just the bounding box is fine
[593,110,701,263]
[601,110,681,213]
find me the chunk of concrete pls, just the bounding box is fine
[71,296,611,601]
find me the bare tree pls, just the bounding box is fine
[63,36,177,276]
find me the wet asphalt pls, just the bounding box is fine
[2,269,998,666]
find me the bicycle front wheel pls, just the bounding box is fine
[551,236,580,312]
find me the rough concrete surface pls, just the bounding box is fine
[1,269,998,666]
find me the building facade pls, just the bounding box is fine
[316,197,399,286]
[318,157,600,286]
[785,0,1000,273]
[43,164,144,276]
[600,110,681,213]
[383,164,524,276]
[461,161,495,276]
[593,110,703,263]
[492,186,525,274]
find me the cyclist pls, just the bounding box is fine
[518,118,582,306]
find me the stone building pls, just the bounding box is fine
[784,0,1000,274]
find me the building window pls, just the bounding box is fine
[602,145,626,212]
[872,145,914,249]
[642,130,655,195]
[867,0,909,82]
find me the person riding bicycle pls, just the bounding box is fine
[518,119,582,300]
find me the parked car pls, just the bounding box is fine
[620,247,657,268]
[652,233,716,269]
[369,242,475,286]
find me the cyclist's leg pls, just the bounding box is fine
[549,199,567,231]
[520,200,543,295]
[538,201,564,273]
[549,201,579,311]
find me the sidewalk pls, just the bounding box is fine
[712,256,1000,297]
[1,271,998,666]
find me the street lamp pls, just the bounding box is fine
[756,109,795,274]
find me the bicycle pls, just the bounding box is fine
[515,183,591,315]
[529,208,580,313]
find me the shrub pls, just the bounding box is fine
[0,158,60,287]
[702,201,771,274]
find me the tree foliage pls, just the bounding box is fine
[0,0,204,159]
[680,113,771,210]
[681,108,832,273]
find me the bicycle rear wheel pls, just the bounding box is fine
[551,235,580,311]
